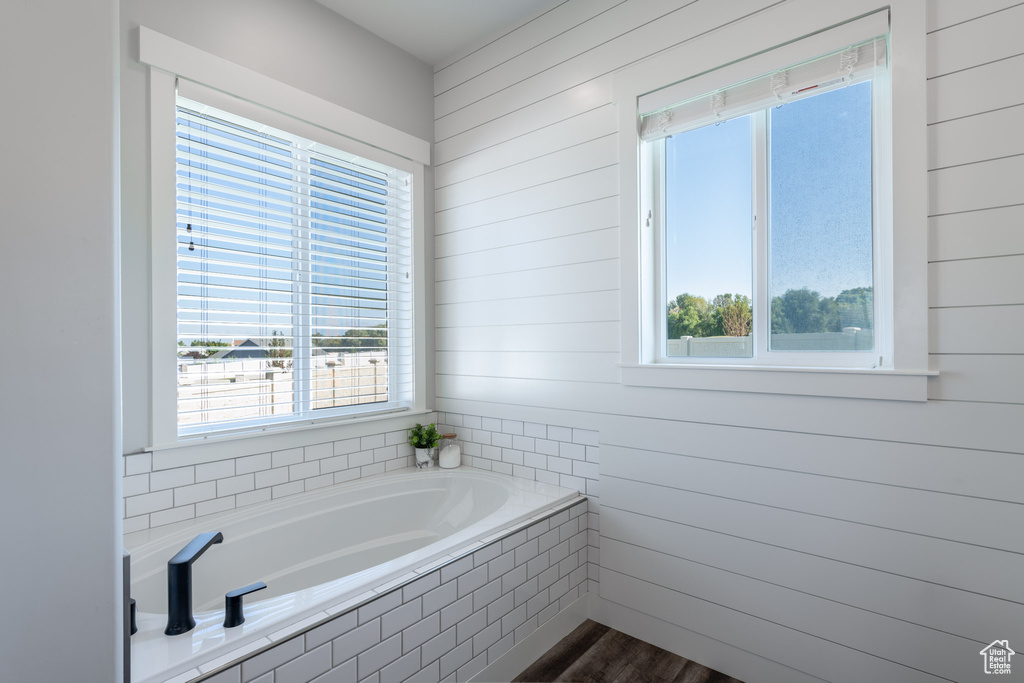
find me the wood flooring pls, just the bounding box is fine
[512,620,744,683]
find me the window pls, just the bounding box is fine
[642,35,890,368]
[174,97,413,437]
[614,7,932,400]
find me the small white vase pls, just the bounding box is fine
[414,447,433,468]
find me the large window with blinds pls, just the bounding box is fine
[174,96,413,436]
[640,22,891,369]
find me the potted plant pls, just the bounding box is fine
[408,422,440,468]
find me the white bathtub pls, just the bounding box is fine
[125,467,579,683]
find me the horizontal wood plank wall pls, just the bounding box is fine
[434,1,1024,681]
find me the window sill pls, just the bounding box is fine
[145,408,433,469]
[620,363,936,402]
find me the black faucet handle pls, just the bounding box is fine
[223,581,267,628]
[168,531,224,567]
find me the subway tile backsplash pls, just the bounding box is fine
[123,406,602,600]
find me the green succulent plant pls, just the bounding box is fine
[408,422,441,449]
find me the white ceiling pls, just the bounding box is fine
[314,0,561,66]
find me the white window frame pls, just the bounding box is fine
[141,27,430,449]
[614,1,934,401]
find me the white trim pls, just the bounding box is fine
[150,67,178,448]
[138,26,430,166]
[144,26,430,447]
[469,592,593,683]
[614,0,930,401]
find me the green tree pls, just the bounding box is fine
[667,293,710,339]
[715,294,753,337]
[267,330,292,369]
[771,288,829,334]
[836,286,873,330]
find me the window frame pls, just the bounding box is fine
[647,71,892,369]
[614,1,934,401]
[141,27,430,449]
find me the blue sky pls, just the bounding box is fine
[664,81,873,303]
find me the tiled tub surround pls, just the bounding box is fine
[434,413,601,597]
[123,420,435,533]
[162,498,591,683]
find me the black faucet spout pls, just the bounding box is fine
[165,531,223,636]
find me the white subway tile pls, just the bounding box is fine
[320,454,349,474]
[380,649,420,683]
[332,620,380,667]
[272,481,304,499]
[289,461,320,481]
[440,594,473,631]
[218,473,255,497]
[122,515,149,534]
[559,474,585,492]
[546,457,572,475]
[150,466,195,491]
[421,627,456,667]
[490,432,512,449]
[271,448,304,468]
[304,442,333,462]
[501,449,523,466]
[523,422,547,439]
[559,442,586,461]
[385,430,407,446]
[471,429,491,445]
[358,633,401,679]
[547,426,572,442]
[487,593,513,625]
[236,452,271,475]
[306,473,334,491]
[422,580,458,616]
[334,469,360,485]
[501,420,524,436]
[255,467,288,489]
[492,462,513,475]
[123,474,149,498]
[360,463,385,477]
[401,610,439,655]
[196,496,236,517]
[512,465,536,481]
[456,608,486,645]
[480,417,501,432]
[472,621,501,658]
[512,436,534,452]
[534,439,559,456]
[276,643,331,683]
[462,415,482,430]
[306,611,357,651]
[150,504,194,528]
[175,481,216,506]
[360,433,385,450]
[235,488,270,509]
[572,460,599,480]
[349,450,374,468]
[571,428,599,446]
[585,446,600,463]
[196,459,235,483]
[124,453,152,475]
[373,445,398,463]
[382,600,422,639]
[385,458,410,472]
[535,469,559,486]
[358,590,402,624]
[446,413,464,428]
[481,445,501,460]
[333,438,361,456]
[125,489,173,517]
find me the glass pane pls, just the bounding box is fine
[768,82,874,352]
[664,115,753,358]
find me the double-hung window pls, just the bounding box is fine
[641,29,890,369]
[173,97,413,438]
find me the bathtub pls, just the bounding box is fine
[125,467,579,683]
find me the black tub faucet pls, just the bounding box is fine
[165,531,223,636]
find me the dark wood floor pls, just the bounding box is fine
[513,620,744,683]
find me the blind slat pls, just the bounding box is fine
[175,96,414,437]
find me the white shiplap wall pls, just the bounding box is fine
[433,1,1024,682]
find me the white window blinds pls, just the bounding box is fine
[175,96,413,436]
[639,12,888,141]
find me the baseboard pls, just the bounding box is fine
[592,596,824,683]
[469,592,594,683]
